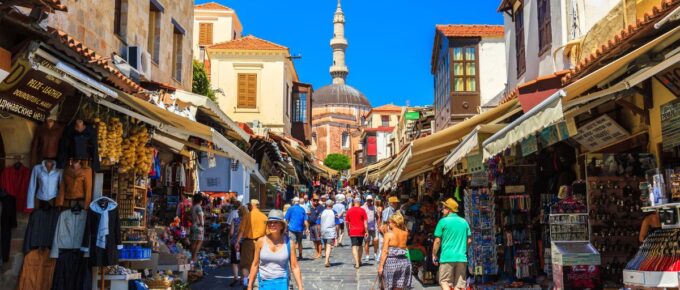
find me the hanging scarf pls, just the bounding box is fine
[89,197,118,249]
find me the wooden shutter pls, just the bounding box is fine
[199,23,213,45]
[237,73,257,108]
[537,0,552,53]
[515,8,526,76]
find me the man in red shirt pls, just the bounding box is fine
[345,198,368,269]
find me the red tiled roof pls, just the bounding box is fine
[499,71,570,105]
[16,0,67,12]
[436,25,504,38]
[209,35,288,51]
[194,2,232,11]
[49,28,142,93]
[561,0,680,84]
[371,104,402,112]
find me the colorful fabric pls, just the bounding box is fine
[382,247,412,289]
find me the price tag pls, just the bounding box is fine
[474,266,483,275]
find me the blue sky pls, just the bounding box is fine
[203,1,503,107]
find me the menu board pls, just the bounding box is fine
[572,115,629,151]
[661,99,680,152]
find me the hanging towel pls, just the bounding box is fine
[89,197,117,248]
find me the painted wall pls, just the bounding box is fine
[479,38,507,106]
[192,8,243,60]
[376,131,392,161]
[367,111,400,128]
[209,53,292,134]
[49,0,194,91]
[503,0,620,90]
[229,161,251,198]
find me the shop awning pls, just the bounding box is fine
[172,90,250,142]
[443,124,505,174]
[106,92,257,170]
[563,25,680,104]
[351,157,393,179]
[390,99,519,183]
[483,91,565,160]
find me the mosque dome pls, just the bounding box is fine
[313,84,371,108]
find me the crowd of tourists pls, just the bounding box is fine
[207,186,472,290]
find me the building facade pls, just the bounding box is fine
[312,0,371,170]
[206,35,299,135]
[498,0,624,91]
[291,82,314,145]
[192,2,243,62]
[49,0,194,91]
[358,104,402,167]
[431,25,506,132]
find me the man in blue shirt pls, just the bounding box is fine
[285,197,309,259]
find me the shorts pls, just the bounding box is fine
[366,229,377,241]
[337,223,345,230]
[350,237,364,246]
[230,243,240,264]
[191,226,204,241]
[323,238,335,245]
[310,225,321,242]
[438,262,467,289]
[239,239,256,269]
[288,231,303,244]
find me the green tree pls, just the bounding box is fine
[192,60,216,102]
[323,153,351,171]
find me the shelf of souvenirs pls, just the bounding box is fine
[642,202,680,212]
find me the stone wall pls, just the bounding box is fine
[49,0,194,91]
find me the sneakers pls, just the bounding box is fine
[362,257,369,263]
[370,254,376,261]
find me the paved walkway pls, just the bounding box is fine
[191,232,438,289]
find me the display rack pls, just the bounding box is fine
[464,173,497,276]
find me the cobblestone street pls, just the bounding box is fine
[191,233,438,289]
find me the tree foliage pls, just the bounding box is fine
[323,154,351,171]
[192,60,216,102]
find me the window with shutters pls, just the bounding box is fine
[199,23,213,46]
[237,73,258,108]
[114,0,128,38]
[537,0,552,55]
[147,2,161,63]
[515,7,526,76]
[172,26,183,81]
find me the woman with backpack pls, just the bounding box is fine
[247,210,304,290]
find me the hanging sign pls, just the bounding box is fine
[661,98,680,152]
[655,61,680,98]
[405,111,420,121]
[0,55,74,122]
[520,134,538,156]
[572,115,629,151]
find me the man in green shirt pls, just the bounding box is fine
[432,198,471,290]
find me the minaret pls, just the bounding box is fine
[330,0,349,85]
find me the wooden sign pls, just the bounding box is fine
[0,55,74,121]
[572,115,629,151]
[655,62,680,97]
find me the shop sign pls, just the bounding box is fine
[404,111,420,121]
[655,61,680,97]
[466,154,483,173]
[539,121,571,147]
[0,56,74,122]
[661,98,680,152]
[520,135,538,157]
[572,115,629,151]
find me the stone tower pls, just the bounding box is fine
[330,0,349,85]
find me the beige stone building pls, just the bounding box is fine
[49,0,195,91]
[312,0,371,171]
[192,2,243,62]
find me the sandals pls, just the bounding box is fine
[325,262,330,267]
[229,278,242,287]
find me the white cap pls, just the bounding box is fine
[292,197,300,204]
[366,195,373,200]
